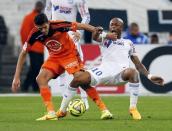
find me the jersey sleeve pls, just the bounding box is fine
[22,28,39,52]
[76,0,90,24]
[51,21,78,32]
[22,41,31,52]
[129,41,137,56]
[71,22,78,32]
[44,0,52,20]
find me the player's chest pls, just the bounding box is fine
[43,33,64,52]
[104,40,130,50]
[51,0,75,13]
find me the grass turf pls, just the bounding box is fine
[0,96,172,131]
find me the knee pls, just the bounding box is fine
[70,75,83,88]
[123,68,139,82]
[36,74,47,85]
[70,72,91,88]
[36,75,41,85]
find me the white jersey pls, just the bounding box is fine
[100,38,137,69]
[45,0,90,23]
[87,38,137,86]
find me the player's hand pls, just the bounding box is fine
[72,31,81,42]
[95,26,103,34]
[149,76,164,86]
[12,77,21,93]
[106,32,118,41]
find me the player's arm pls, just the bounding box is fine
[76,23,95,32]
[12,29,35,92]
[12,49,27,93]
[131,53,164,86]
[71,0,90,42]
[44,0,52,20]
[76,0,90,24]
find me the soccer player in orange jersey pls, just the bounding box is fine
[12,13,113,120]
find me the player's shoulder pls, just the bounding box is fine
[50,20,71,25]
[50,20,72,29]
[121,38,134,46]
[27,27,41,45]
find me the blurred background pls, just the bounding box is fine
[0,0,172,95]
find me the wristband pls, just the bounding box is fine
[101,32,107,38]
[147,74,153,80]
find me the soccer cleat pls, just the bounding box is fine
[36,112,58,121]
[101,110,113,120]
[129,107,142,120]
[56,110,67,118]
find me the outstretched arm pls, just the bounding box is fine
[131,55,164,86]
[12,49,27,92]
[76,23,95,32]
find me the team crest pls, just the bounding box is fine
[46,40,62,52]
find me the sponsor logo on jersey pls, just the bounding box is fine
[45,40,62,52]
[104,40,112,48]
[65,61,78,68]
[53,5,59,11]
[53,5,72,14]
[104,39,125,48]
[113,40,124,46]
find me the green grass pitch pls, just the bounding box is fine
[0,96,172,131]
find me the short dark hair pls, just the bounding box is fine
[34,13,48,26]
[130,22,138,28]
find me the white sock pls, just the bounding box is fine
[79,87,89,110]
[59,86,77,112]
[129,82,139,109]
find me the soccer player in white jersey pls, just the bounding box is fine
[58,18,164,120]
[44,0,90,110]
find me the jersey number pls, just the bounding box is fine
[91,68,102,76]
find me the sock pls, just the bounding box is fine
[86,87,107,111]
[59,86,77,112]
[79,87,89,109]
[40,87,55,112]
[129,82,140,109]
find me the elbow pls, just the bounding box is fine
[21,50,27,56]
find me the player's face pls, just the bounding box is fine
[109,19,123,35]
[36,23,50,36]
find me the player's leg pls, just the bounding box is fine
[70,71,113,120]
[36,58,64,121]
[57,73,66,89]
[121,68,141,120]
[73,39,89,110]
[79,87,89,110]
[36,68,57,121]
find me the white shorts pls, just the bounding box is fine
[87,63,127,86]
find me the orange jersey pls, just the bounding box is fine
[23,21,78,58]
